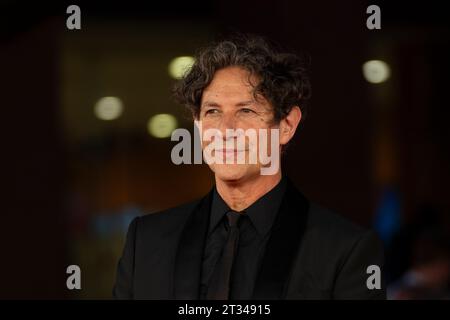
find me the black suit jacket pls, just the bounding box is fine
[113,179,386,299]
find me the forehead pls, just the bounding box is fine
[202,66,257,101]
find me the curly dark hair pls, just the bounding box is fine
[172,34,311,122]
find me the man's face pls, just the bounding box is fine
[198,66,280,182]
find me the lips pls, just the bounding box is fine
[216,149,246,153]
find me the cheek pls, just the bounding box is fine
[198,123,219,147]
[262,128,281,153]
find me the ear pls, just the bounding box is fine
[279,106,302,145]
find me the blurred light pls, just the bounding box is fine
[168,56,195,79]
[362,60,391,84]
[147,114,178,138]
[94,97,123,120]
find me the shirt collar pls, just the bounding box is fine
[209,176,287,237]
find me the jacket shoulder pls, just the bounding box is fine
[300,201,382,266]
[302,201,383,271]
[136,198,203,235]
[292,201,385,299]
[307,202,368,240]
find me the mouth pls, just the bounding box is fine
[215,149,247,156]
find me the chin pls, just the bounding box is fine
[210,164,260,183]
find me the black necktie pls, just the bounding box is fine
[206,210,242,300]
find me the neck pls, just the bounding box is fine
[215,171,282,212]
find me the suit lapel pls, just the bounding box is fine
[252,179,309,299]
[173,190,213,299]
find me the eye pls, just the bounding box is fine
[240,108,255,114]
[204,109,219,116]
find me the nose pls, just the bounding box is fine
[218,113,238,139]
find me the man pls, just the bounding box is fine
[113,34,386,299]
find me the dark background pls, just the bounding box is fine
[1,1,449,299]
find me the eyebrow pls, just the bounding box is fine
[201,100,255,108]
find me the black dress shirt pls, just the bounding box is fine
[200,176,287,299]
